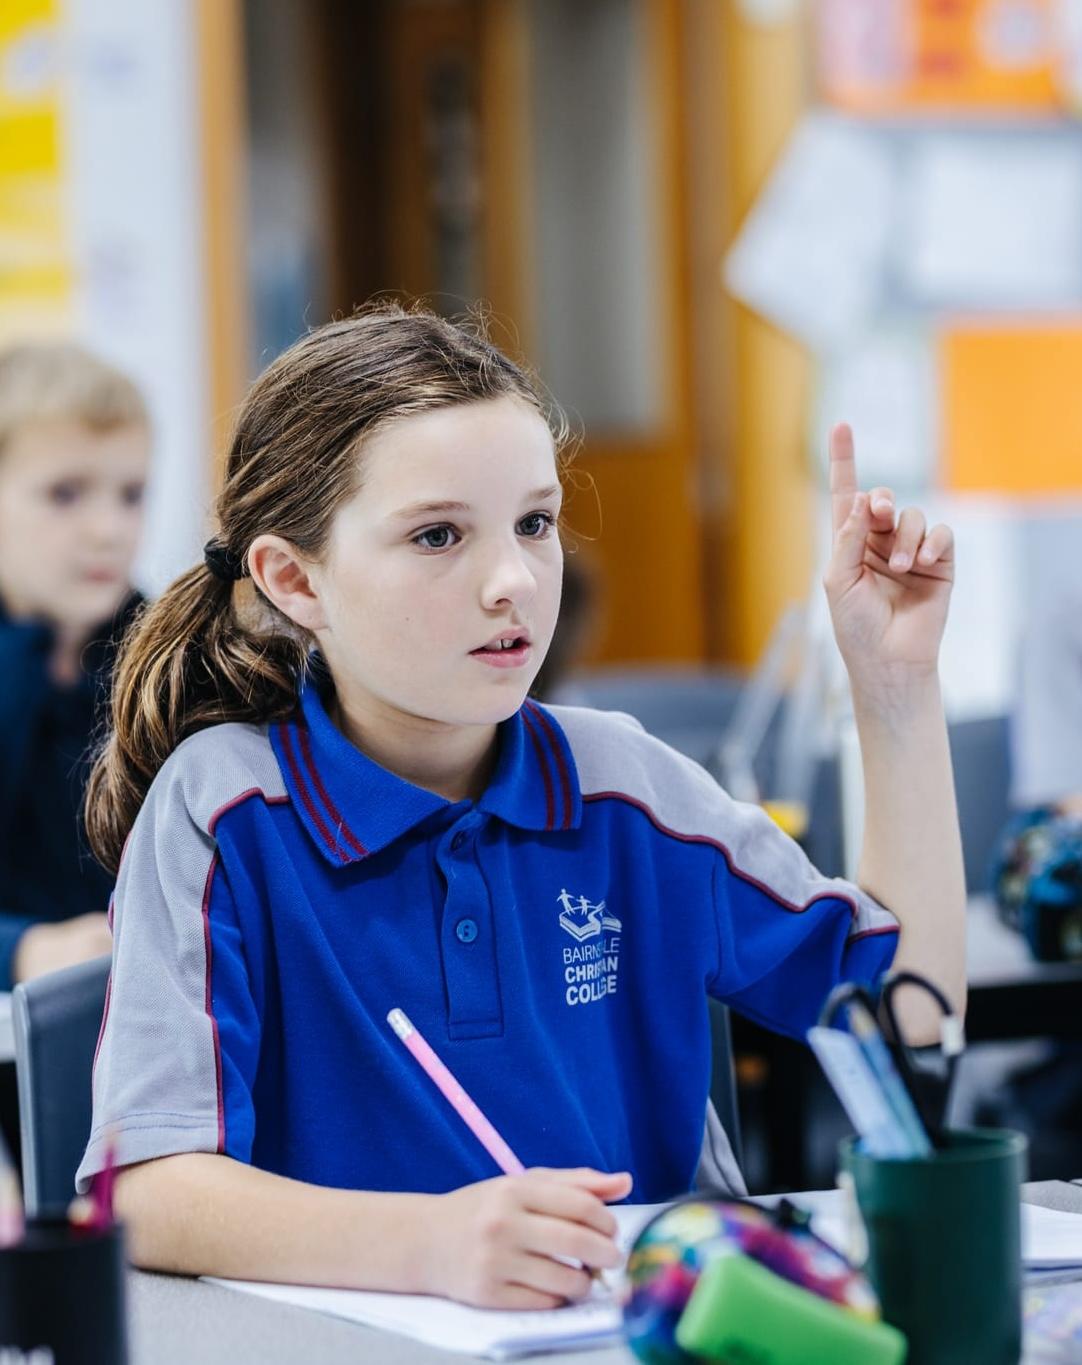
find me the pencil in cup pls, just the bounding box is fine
[386,1008,613,1290]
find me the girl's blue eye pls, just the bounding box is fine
[414,524,459,551]
[122,483,145,508]
[518,512,556,538]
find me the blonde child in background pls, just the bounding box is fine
[78,305,964,1309]
[0,342,149,989]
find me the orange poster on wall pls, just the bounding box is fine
[941,323,1082,495]
[818,0,1063,114]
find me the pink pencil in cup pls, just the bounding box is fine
[0,1127,24,1248]
[386,1007,612,1289]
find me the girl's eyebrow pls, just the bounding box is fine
[529,484,563,503]
[389,486,562,521]
[389,499,469,521]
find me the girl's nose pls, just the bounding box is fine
[480,543,537,610]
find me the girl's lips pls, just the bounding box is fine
[470,642,532,669]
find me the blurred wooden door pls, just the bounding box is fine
[312,0,706,666]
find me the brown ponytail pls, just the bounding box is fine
[85,301,565,873]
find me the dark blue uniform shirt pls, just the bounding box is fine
[0,594,140,987]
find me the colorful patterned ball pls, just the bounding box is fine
[622,1199,878,1365]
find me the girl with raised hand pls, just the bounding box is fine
[79,305,963,1307]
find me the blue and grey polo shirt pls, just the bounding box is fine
[77,678,898,1202]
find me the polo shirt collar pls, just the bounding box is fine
[479,698,582,835]
[270,681,582,867]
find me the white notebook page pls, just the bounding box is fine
[206,1203,666,1359]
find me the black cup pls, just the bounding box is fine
[0,1220,128,1365]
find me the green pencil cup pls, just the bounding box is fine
[840,1127,1027,1365]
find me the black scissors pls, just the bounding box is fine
[874,970,964,1145]
[820,970,964,1147]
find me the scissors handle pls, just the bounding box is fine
[877,970,963,1145]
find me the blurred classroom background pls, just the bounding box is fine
[5,0,1082,1189]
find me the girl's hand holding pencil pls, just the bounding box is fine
[420,1166,630,1309]
[388,1008,630,1307]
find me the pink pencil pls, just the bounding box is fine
[87,1133,117,1233]
[0,1128,23,1247]
[0,1170,23,1248]
[387,1008,525,1175]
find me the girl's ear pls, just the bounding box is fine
[248,534,327,632]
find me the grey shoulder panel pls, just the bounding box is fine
[161,721,288,834]
[547,704,896,938]
[76,722,285,1192]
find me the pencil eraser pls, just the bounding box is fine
[675,1253,907,1365]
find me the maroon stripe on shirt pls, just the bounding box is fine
[207,786,290,837]
[276,722,350,863]
[92,972,113,1074]
[200,851,226,1156]
[525,701,574,830]
[296,720,368,859]
[582,789,871,922]
[521,705,556,830]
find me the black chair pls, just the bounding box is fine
[708,1000,743,1170]
[948,715,1012,894]
[552,665,747,767]
[12,954,110,1216]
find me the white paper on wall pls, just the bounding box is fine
[814,326,937,495]
[63,0,209,595]
[902,137,1082,310]
[920,496,1022,720]
[1053,0,1082,110]
[723,113,896,352]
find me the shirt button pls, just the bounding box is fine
[451,831,469,852]
[455,918,479,944]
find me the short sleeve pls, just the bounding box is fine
[707,800,899,1040]
[548,703,901,1044]
[76,758,261,1193]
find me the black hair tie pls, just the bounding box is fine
[203,540,246,581]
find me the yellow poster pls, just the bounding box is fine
[819,0,1063,114]
[0,0,73,339]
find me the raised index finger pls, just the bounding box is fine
[829,423,859,537]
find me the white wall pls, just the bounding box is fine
[63,0,209,594]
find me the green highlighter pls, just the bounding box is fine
[675,1253,907,1365]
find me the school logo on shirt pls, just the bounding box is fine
[557,888,622,1007]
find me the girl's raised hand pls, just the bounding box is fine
[823,423,954,692]
[423,1166,631,1309]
